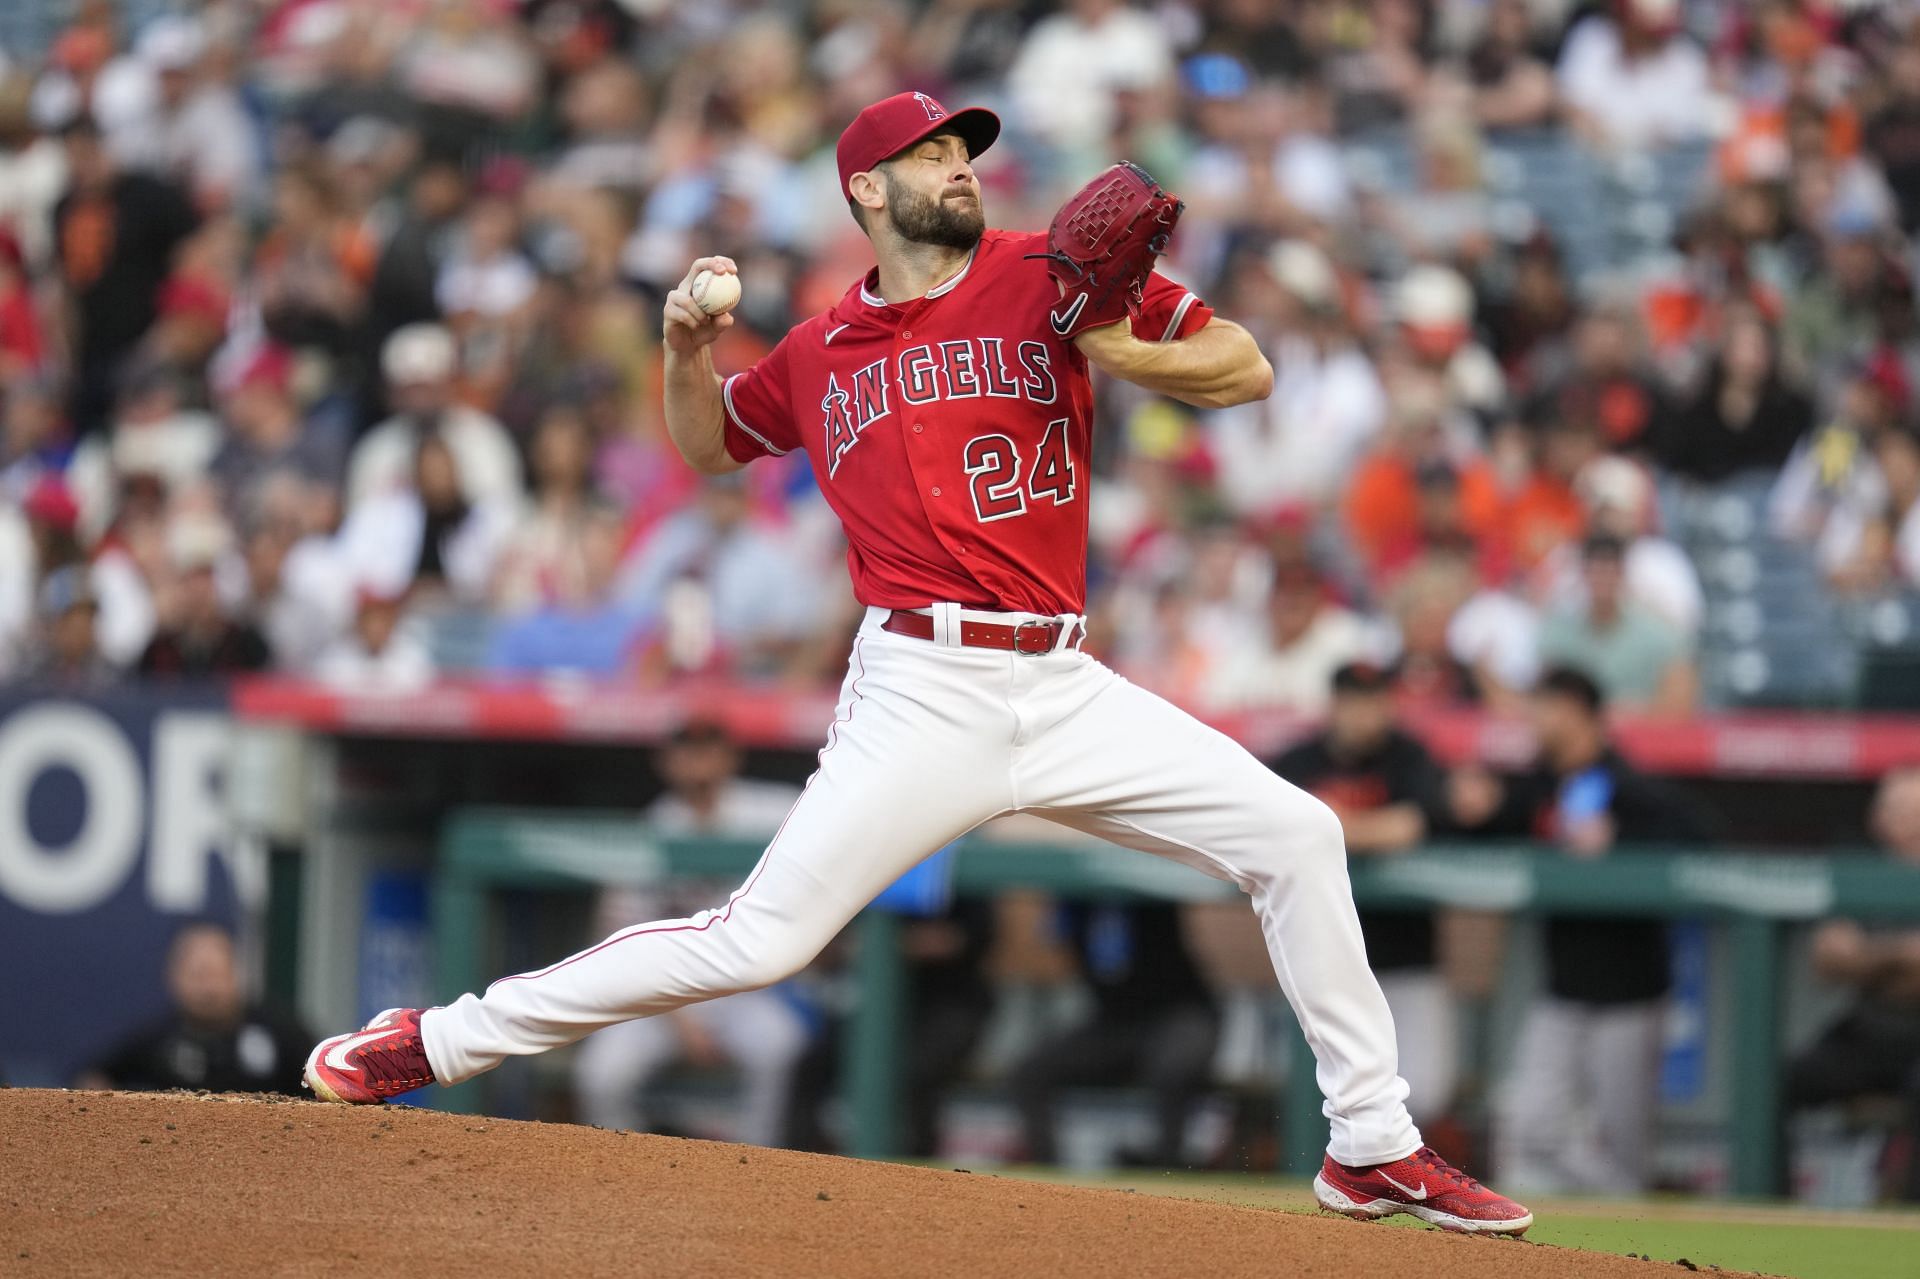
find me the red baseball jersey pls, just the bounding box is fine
[721,228,1212,614]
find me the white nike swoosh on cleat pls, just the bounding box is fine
[1380,1172,1429,1200]
[323,1026,399,1073]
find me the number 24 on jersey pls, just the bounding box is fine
[962,418,1076,523]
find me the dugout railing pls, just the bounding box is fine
[430,808,1920,1197]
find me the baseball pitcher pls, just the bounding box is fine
[305,91,1531,1235]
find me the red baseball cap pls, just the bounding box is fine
[23,476,79,530]
[224,344,294,397]
[835,91,1000,200]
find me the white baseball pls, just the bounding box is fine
[691,269,742,317]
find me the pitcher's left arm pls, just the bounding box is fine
[1029,162,1271,410]
[1074,317,1273,410]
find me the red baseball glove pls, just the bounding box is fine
[1028,161,1185,339]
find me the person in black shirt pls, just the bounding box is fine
[897,897,997,1157]
[1786,766,1920,1201]
[53,117,200,436]
[137,535,271,679]
[356,159,468,428]
[1444,666,1711,1194]
[1008,902,1218,1168]
[1270,662,1455,1126]
[1867,43,1920,236]
[782,897,997,1158]
[82,921,311,1096]
[1653,305,1812,483]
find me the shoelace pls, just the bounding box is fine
[357,1029,433,1093]
[1408,1147,1484,1193]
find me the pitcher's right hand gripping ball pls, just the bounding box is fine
[1029,161,1184,339]
[691,268,741,316]
[663,256,739,353]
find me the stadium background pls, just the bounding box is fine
[3,0,1920,1257]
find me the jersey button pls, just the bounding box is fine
[931,486,942,496]
[902,329,912,338]
[912,423,924,433]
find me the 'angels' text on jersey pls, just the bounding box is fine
[821,339,1057,478]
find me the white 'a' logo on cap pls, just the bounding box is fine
[913,92,946,121]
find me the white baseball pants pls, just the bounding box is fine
[422,606,1421,1166]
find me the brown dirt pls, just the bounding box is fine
[0,1089,1756,1278]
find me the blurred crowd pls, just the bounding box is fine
[6,0,1920,712]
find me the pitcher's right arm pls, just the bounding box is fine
[662,255,745,475]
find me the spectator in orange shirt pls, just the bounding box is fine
[1526,304,1666,455]
[1345,386,1507,586]
[1501,419,1600,574]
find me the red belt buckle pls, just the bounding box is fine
[1010,619,1055,655]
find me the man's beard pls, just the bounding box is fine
[884,172,984,249]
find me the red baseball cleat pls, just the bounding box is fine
[303,1007,436,1104]
[1314,1146,1532,1235]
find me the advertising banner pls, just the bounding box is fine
[0,686,254,1085]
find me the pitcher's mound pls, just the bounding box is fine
[2,1089,1744,1276]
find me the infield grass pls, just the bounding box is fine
[1001,1168,1920,1279]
